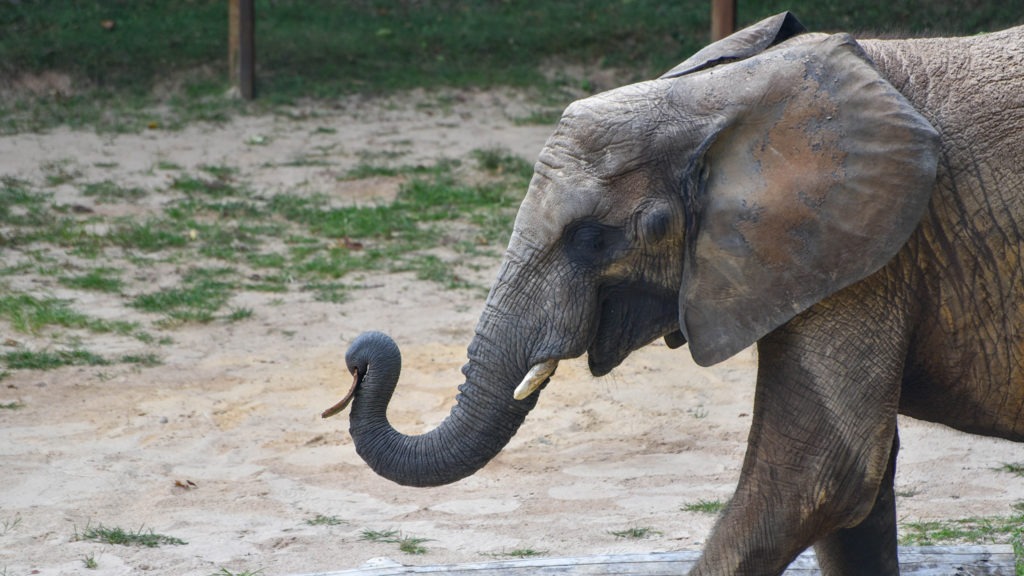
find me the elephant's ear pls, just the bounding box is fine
[677,33,939,367]
[661,12,806,79]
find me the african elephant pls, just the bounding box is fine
[323,12,1024,575]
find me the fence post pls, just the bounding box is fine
[228,0,255,99]
[711,0,736,41]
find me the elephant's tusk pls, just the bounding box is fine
[322,368,360,418]
[513,359,558,401]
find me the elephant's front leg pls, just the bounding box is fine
[690,293,908,576]
[813,431,900,575]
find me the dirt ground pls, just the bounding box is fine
[0,88,1021,576]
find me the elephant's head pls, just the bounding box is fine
[325,13,940,487]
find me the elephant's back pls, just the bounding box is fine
[860,28,1024,168]
[862,29,1024,441]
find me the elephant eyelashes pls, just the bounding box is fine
[565,221,625,266]
[640,208,672,244]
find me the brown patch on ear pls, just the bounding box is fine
[732,91,846,270]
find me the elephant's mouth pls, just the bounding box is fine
[587,283,679,377]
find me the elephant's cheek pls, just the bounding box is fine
[587,353,624,377]
[586,287,679,376]
[586,300,632,376]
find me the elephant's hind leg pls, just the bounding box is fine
[814,431,900,575]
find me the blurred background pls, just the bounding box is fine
[2,0,1022,131]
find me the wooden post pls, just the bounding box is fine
[228,0,255,99]
[711,0,736,41]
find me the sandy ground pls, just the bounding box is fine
[0,88,1022,576]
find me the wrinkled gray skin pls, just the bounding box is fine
[330,13,1024,575]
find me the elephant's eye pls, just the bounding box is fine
[566,221,624,265]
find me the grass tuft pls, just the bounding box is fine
[131,270,236,324]
[59,268,124,293]
[996,462,1024,477]
[398,536,431,555]
[77,524,186,548]
[609,526,663,539]
[82,180,147,203]
[360,528,432,555]
[304,514,347,526]
[2,349,109,370]
[473,147,534,179]
[485,548,548,558]
[359,528,399,542]
[682,499,728,514]
[0,294,136,335]
[1,514,22,535]
[899,506,1024,574]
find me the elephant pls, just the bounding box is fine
[322,12,1024,576]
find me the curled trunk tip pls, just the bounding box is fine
[333,330,539,487]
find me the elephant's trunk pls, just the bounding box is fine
[327,330,543,487]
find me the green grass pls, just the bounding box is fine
[359,528,399,542]
[996,463,1024,477]
[81,180,147,203]
[899,506,1024,575]
[0,176,50,222]
[77,524,186,548]
[398,536,431,555]
[304,514,347,527]
[2,1,1020,133]
[131,270,236,324]
[404,254,472,290]
[117,353,162,367]
[0,402,24,410]
[40,159,82,186]
[341,164,405,180]
[59,268,124,293]
[302,282,349,304]
[0,135,521,391]
[0,349,157,371]
[0,153,527,380]
[108,220,190,252]
[473,147,534,179]
[513,109,564,126]
[1,349,108,370]
[682,499,728,514]
[484,549,549,559]
[0,294,139,336]
[900,515,1023,545]
[0,515,21,536]
[226,307,253,322]
[609,526,663,539]
[359,528,431,555]
[172,175,241,199]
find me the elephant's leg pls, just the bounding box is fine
[814,431,900,575]
[688,288,909,576]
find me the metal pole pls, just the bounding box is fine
[711,0,736,41]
